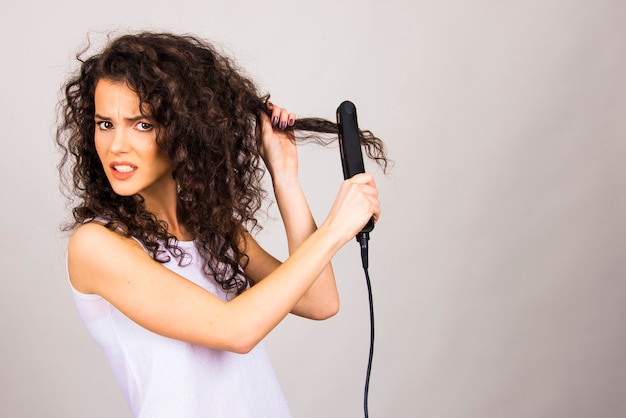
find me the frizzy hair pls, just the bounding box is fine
[56,31,389,295]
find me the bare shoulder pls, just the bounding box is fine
[68,222,147,293]
[69,221,113,249]
[68,222,142,264]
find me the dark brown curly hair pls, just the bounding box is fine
[57,31,388,295]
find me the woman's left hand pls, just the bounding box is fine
[256,102,298,181]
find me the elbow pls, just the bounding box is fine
[309,299,340,320]
[322,300,340,319]
[321,294,341,319]
[207,325,259,355]
[221,325,265,355]
[229,341,256,355]
[221,332,260,355]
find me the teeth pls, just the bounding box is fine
[114,165,135,173]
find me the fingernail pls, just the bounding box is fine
[288,118,294,126]
[267,101,274,109]
[280,121,287,130]
[272,116,279,126]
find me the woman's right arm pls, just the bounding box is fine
[68,172,379,354]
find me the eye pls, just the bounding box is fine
[136,122,154,132]
[96,121,113,130]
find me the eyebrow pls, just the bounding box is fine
[94,113,151,122]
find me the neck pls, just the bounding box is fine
[140,186,194,241]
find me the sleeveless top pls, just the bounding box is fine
[70,239,291,418]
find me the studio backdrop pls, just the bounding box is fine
[1,0,624,417]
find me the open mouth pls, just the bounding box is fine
[113,164,136,173]
[109,163,138,180]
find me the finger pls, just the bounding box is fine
[287,112,296,127]
[279,108,296,130]
[269,103,282,127]
[347,172,375,186]
[370,196,381,223]
[347,174,380,223]
[277,107,291,130]
[267,103,295,130]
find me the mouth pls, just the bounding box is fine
[112,164,137,173]
[109,163,138,180]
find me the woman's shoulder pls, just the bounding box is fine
[69,222,140,267]
[71,220,121,244]
[68,222,148,294]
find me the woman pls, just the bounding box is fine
[57,31,387,417]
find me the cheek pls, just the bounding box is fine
[150,145,173,172]
[156,156,174,175]
[142,144,172,176]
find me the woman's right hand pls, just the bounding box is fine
[322,172,380,243]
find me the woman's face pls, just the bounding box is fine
[93,79,175,200]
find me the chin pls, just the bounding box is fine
[109,184,140,197]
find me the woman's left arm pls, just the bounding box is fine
[244,103,339,320]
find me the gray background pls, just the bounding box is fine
[1,0,625,417]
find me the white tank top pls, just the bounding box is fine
[70,239,291,418]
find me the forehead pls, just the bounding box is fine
[94,79,142,114]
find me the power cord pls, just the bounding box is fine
[358,232,374,418]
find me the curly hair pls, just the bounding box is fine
[57,31,389,295]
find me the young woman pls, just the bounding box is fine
[57,31,387,417]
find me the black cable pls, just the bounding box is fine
[358,232,374,418]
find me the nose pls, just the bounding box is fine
[109,127,130,155]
